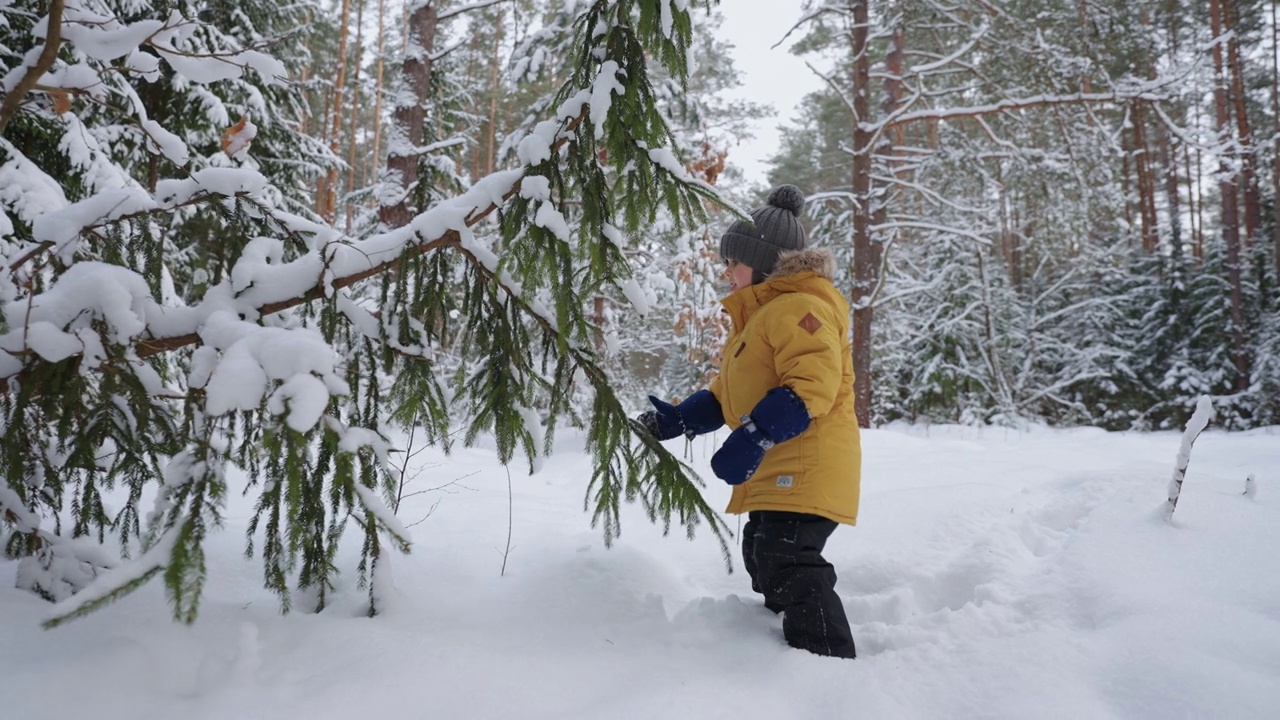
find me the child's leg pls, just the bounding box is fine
[751,511,856,658]
[741,512,783,613]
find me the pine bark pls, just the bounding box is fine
[381,2,440,230]
[1182,141,1199,258]
[1077,0,1091,93]
[1121,123,1134,246]
[1155,4,1181,257]
[1223,0,1262,248]
[1187,99,1198,258]
[849,0,877,429]
[485,10,506,177]
[370,0,387,190]
[1156,107,1181,256]
[1131,100,1159,252]
[1272,0,1280,275]
[323,0,354,222]
[345,0,367,231]
[1208,0,1250,391]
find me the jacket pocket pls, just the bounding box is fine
[754,434,806,495]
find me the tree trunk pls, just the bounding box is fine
[1209,0,1250,391]
[299,8,314,138]
[1154,6,1181,256]
[1077,0,1091,93]
[315,83,333,215]
[1224,0,1262,248]
[1192,100,1205,262]
[370,0,387,190]
[345,0,367,231]
[1182,137,1198,258]
[849,0,883,429]
[324,0,354,222]
[1131,100,1159,252]
[1157,106,1181,255]
[1272,0,1280,276]
[485,9,506,176]
[1121,122,1134,246]
[1133,9,1159,254]
[380,1,440,230]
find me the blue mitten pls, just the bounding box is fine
[710,387,811,485]
[637,389,724,441]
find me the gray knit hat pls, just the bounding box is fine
[719,184,807,282]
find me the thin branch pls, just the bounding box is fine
[0,0,65,135]
[875,90,1167,132]
[770,4,855,51]
[438,0,513,21]
[501,464,513,576]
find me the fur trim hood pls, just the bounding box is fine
[768,247,836,281]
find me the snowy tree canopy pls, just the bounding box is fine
[1,0,739,624]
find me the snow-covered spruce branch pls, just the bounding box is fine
[6,181,269,282]
[0,107,583,398]
[450,212,731,564]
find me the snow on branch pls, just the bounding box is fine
[1166,396,1215,519]
[437,0,514,22]
[872,219,993,246]
[0,107,589,396]
[873,91,1169,133]
[2,4,287,140]
[0,0,64,134]
[41,524,179,628]
[6,166,273,280]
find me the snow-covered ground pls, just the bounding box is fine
[3,423,1278,719]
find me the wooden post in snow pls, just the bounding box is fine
[1166,395,1215,518]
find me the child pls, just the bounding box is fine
[639,185,860,659]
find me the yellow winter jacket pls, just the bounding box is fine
[709,248,861,525]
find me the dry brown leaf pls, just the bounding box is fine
[221,115,256,158]
[51,90,72,115]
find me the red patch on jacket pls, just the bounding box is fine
[797,313,823,335]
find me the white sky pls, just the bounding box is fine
[717,0,826,186]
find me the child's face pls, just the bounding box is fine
[723,258,754,293]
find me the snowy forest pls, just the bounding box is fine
[1,0,1278,631]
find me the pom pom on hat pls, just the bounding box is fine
[767,184,805,215]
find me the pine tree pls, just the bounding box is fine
[1,0,736,625]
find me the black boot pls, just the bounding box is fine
[747,511,856,659]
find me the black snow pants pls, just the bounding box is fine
[742,511,857,659]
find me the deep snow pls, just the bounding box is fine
[3,422,1278,720]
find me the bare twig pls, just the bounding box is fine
[438,0,513,22]
[404,498,442,529]
[500,465,513,577]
